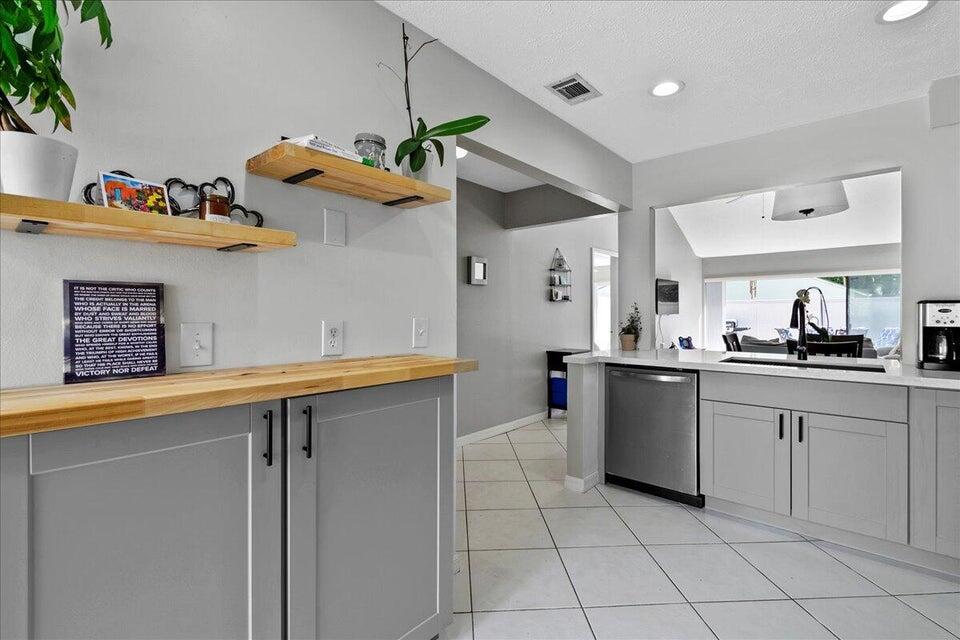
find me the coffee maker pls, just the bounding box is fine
[918,300,960,370]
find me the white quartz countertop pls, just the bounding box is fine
[563,349,960,391]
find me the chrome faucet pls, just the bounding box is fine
[790,287,830,361]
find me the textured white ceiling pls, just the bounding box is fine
[378,1,960,162]
[668,171,901,257]
[457,151,543,192]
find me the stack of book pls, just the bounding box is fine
[283,135,376,167]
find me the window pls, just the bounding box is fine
[847,274,901,347]
[718,273,901,352]
[722,277,847,340]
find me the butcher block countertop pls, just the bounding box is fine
[0,355,478,438]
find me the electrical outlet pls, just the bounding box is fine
[322,320,343,356]
[180,322,213,367]
[412,317,428,349]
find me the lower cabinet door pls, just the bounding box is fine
[0,404,282,640]
[910,389,960,558]
[700,401,790,514]
[288,379,452,640]
[791,412,907,543]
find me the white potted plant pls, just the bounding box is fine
[0,0,113,201]
[618,302,642,351]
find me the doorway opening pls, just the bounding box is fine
[591,248,619,351]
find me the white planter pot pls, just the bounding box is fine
[0,132,78,201]
[401,153,433,183]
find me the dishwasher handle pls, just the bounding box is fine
[609,370,692,383]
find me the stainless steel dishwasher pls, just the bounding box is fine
[604,366,703,507]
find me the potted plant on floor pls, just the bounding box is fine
[0,0,113,200]
[619,302,642,351]
[380,24,490,181]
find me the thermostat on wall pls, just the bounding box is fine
[468,256,488,285]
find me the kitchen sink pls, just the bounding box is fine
[720,357,886,373]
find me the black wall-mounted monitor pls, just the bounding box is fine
[656,278,679,315]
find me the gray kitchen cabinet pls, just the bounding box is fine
[791,412,908,543]
[700,401,790,515]
[699,389,908,545]
[0,378,456,640]
[288,377,455,640]
[910,388,960,558]
[0,403,282,640]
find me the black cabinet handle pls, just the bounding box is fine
[302,405,313,459]
[778,413,784,440]
[798,415,804,443]
[262,410,274,467]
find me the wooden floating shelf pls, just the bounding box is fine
[0,194,297,252]
[246,142,451,209]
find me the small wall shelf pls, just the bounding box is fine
[245,142,451,209]
[549,248,572,302]
[0,194,297,252]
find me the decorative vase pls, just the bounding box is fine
[619,334,637,351]
[0,132,78,201]
[401,153,433,183]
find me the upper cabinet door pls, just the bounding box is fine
[910,389,960,558]
[0,404,282,640]
[700,401,789,514]
[287,378,452,640]
[792,412,907,544]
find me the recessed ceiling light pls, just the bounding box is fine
[456,147,468,159]
[879,0,933,23]
[650,81,684,97]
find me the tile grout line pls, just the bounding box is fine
[460,431,958,639]
[508,421,599,640]
[685,503,957,638]
[677,507,840,640]
[596,487,720,640]
[460,591,955,614]
[456,444,476,640]
[891,594,960,640]
[807,540,960,638]
[687,508,954,637]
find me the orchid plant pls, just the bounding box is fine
[380,23,489,173]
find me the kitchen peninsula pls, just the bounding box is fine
[564,349,960,573]
[0,355,476,639]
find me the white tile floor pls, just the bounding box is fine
[446,418,960,640]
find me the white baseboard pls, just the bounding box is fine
[564,472,599,494]
[456,412,548,447]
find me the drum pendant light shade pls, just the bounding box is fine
[771,181,849,221]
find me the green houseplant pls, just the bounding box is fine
[380,24,489,180]
[0,0,112,200]
[618,302,642,351]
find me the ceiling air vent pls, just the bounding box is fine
[547,74,601,105]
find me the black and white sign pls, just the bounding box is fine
[63,280,166,384]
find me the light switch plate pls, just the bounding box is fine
[323,208,346,246]
[180,322,213,367]
[322,320,343,356]
[412,317,428,349]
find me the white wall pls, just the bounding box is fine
[622,98,959,363]
[655,209,702,347]
[0,1,631,388]
[457,179,617,437]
